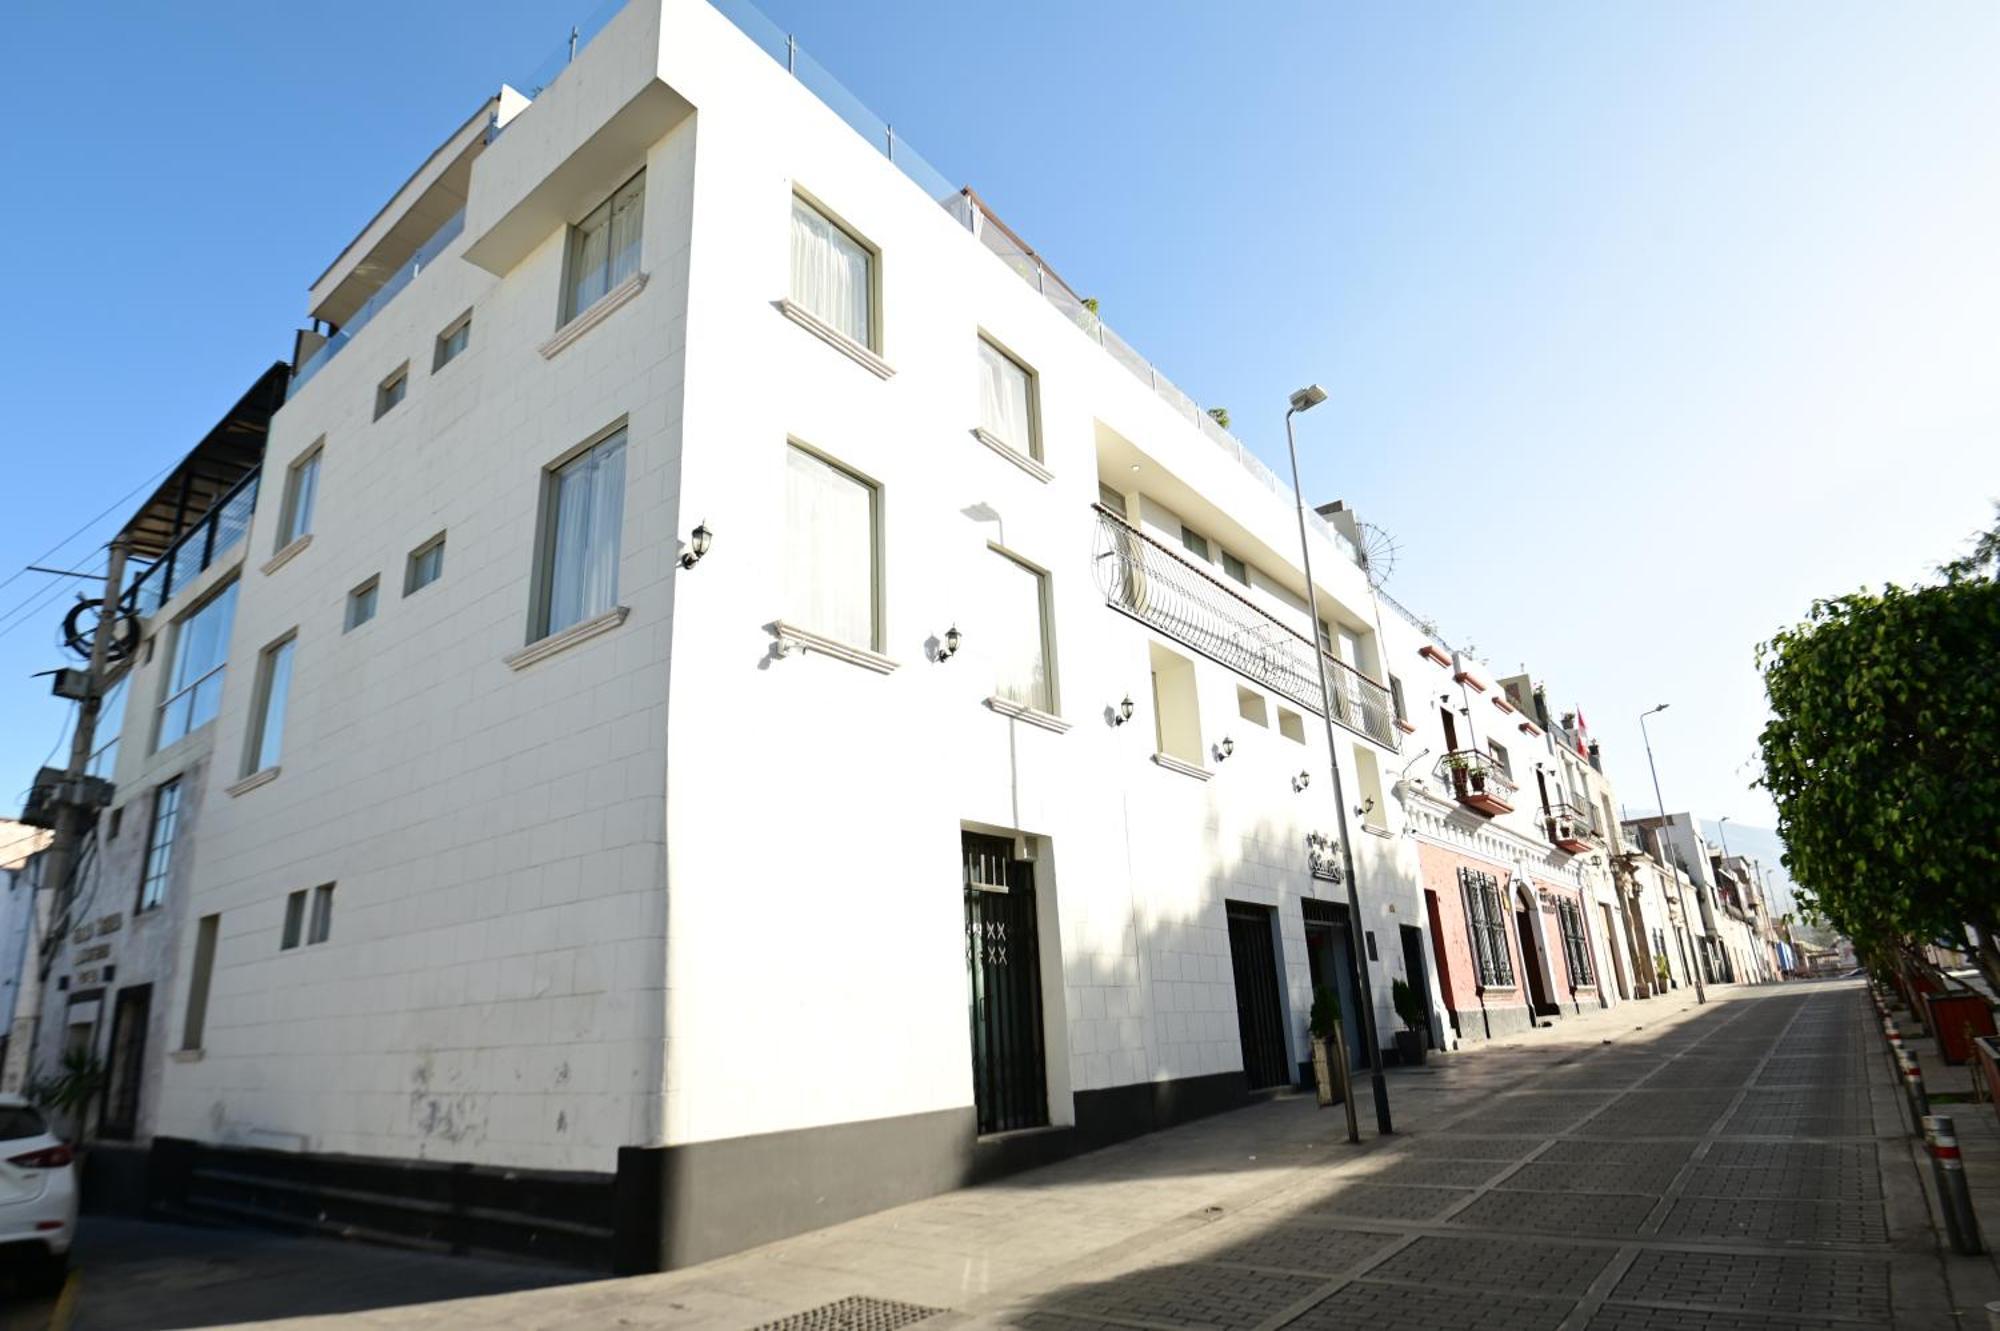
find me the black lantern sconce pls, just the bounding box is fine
[1293,770,1311,792]
[1111,695,1135,726]
[936,625,961,662]
[680,522,713,569]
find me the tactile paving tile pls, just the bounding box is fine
[1285,1279,1575,1331]
[1656,1195,1887,1245]
[749,1296,943,1331]
[1610,1248,1892,1323]
[1034,1261,1325,1330]
[1306,1184,1473,1222]
[1501,1160,1684,1195]
[1446,1189,1660,1237]
[1366,1234,1617,1298]
[1173,1222,1398,1276]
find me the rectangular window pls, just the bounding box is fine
[1097,482,1126,517]
[1389,675,1408,724]
[345,577,379,631]
[1460,867,1514,988]
[1237,686,1268,727]
[278,446,321,548]
[434,311,472,370]
[280,890,306,950]
[1180,526,1210,561]
[784,444,877,649]
[244,633,296,776]
[87,671,129,778]
[790,195,874,348]
[405,534,445,596]
[1487,738,1512,777]
[308,884,335,945]
[976,337,1037,459]
[374,364,408,420]
[535,428,628,640]
[563,172,645,324]
[1149,642,1202,766]
[989,550,1052,713]
[1221,550,1249,586]
[1277,706,1306,744]
[1557,899,1595,986]
[138,778,183,913]
[157,581,238,749]
[181,914,219,1051]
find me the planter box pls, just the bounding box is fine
[1925,992,1997,1065]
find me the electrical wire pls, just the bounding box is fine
[0,456,176,602]
[0,551,108,645]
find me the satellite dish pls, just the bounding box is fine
[1356,522,1399,588]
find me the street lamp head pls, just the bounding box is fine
[1642,703,1669,718]
[1288,384,1329,413]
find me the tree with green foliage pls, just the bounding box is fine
[1756,506,2000,989]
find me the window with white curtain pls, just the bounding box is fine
[989,550,1052,713]
[536,428,628,639]
[278,447,320,548]
[790,195,874,348]
[563,172,645,325]
[976,337,1036,458]
[784,444,877,649]
[156,580,238,749]
[244,633,296,775]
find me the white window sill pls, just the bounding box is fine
[226,767,281,797]
[1151,753,1211,781]
[261,534,312,576]
[771,620,898,674]
[984,695,1070,733]
[540,272,648,360]
[505,605,629,671]
[170,1049,204,1064]
[1363,824,1395,839]
[775,299,894,379]
[970,428,1052,483]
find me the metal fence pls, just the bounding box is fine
[122,470,259,618]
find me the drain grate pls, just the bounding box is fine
[749,1295,945,1331]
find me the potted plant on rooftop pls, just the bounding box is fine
[1391,978,1428,1066]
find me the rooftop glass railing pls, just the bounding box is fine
[290,208,466,393]
[121,470,259,618]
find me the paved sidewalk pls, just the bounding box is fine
[34,979,1991,1329]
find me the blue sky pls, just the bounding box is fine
[1,1,1994,858]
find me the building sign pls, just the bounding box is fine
[1306,832,1343,883]
[75,944,111,965]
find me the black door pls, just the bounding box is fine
[964,834,1048,1135]
[100,985,152,1141]
[1226,902,1290,1090]
[1400,924,1431,1049]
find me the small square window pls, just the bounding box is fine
[405,535,445,596]
[1180,526,1210,561]
[375,365,409,420]
[345,577,379,631]
[307,883,335,945]
[1236,687,1268,727]
[280,889,306,950]
[1277,707,1306,744]
[1221,551,1248,586]
[434,311,472,371]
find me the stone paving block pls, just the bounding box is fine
[1541,1139,1697,1168]
[1361,1156,1510,1189]
[1033,1261,1325,1329]
[1584,1306,1859,1330]
[1501,1160,1683,1195]
[1305,1183,1473,1222]
[1285,1279,1575,1331]
[1399,1135,1547,1160]
[1611,1248,1892,1323]
[1171,1222,1397,1276]
[1677,1163,1882,1202]
[1656,1195,1888,1244]
[1447,1189,1660,1237]
[1367,1233,1617,1298]
[1701,1141,1876,1172]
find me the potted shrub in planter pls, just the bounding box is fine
[1443,752,1473,798]
[1391,978,1428,1065]
[1308,986,1344,1107]
[1655,954,1672,991]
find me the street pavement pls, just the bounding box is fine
[11,979,1993,1329]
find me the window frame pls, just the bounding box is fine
[1460,867,1515,989]
[1220,550,1249,586]
[180,913,219,1051]
[344,576,380,632]
[987,544,1056,715]
[789,190,880,352]
[562,170,646,327]
[280,889,306,950]
[1557,899,1595,986]
[529,423,630,643]
[1180,526,1210,562]
[87,669,129,778]
[242,631,297,777]
[155,579,238,751]
[137,778,183,914]
[783,441,883,652]
[433,310,472,371]
[277,443,322,549]
[404,533,446,597]
[307,883,335,946]
[974,333,1040,462]
[374,364,409,420]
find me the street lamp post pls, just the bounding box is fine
[1639,704,1705,1004]
[1283,384,1392,1137]
[1716,815,1733,860]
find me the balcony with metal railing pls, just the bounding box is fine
[292,209,466,393]
[120,469,259,619]
[1091,505,1396,749]
[1541,799,1597,853]
[1437,750,1516,816]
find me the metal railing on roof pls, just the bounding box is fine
[291,209,466,393]
[121,469,259,618]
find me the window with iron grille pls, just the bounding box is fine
[1557,898,1595,986]
[1459,867,1514,988]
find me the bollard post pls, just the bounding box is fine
[1925,1115,1985,1255]
[1986,1298,2000,1331]
[1901,1050,1932,1131]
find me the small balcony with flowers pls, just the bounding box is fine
[1541,799,1597,854]
[1437,749,1515,816]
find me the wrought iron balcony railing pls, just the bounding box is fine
[1091,505,1396,748]
[1542,799,1596,852]
[1437,749,1516,816]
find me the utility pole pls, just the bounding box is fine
[1639,704,1704,1004]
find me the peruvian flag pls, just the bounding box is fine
[1574,708,1590,756]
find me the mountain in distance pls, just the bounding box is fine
[1696,818,1800,917]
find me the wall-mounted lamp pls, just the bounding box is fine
[1355,796,1376,818]
[1215,736,1235,761]
[1111,695,1135,726]
[936,625,961,662]
[679,521,713,569]
[1293,771,1311,792]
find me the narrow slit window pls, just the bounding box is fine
[278,446,321,548]
[243,633,297,776]
[280,890,306,950]
[405,534,445,595]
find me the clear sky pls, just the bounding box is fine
[1,1,1994,854]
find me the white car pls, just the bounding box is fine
[0,1095,77,1288]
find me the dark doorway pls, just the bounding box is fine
[1224,902,1290,1090]
[101,984,152,1141]
[1515,905,1553,1015]
[1302,898,1366,1070]
[962,834,1048,1135]
[1399,924,1432,1051]
[1424,890,1459,1038]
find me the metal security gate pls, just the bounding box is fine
[1226,902,1291,1090]
[964,834,1048,1135]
